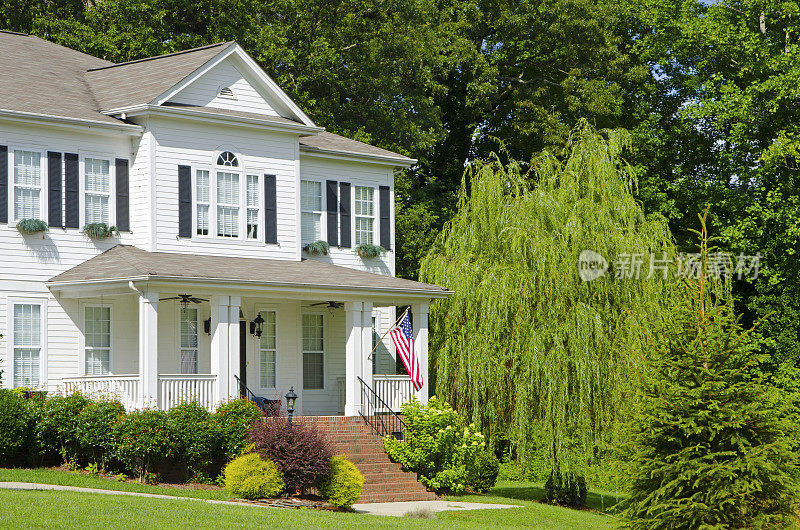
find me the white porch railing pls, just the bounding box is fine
[62,375,140,410]
[158,374,217,411]
[373,374,415,411]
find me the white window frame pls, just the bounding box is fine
[191,151,264,242]
[257,308,278,389]
[7,298,47,389]
[300,179,325,245]
[301,311,326,391]
[82,304,112,377]
[353,185,376,246]
[178,306,199,375]
[79,153,116,228]
[6,146,48,224]
[246,173,261,240]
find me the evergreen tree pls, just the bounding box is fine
[621,212,798,529]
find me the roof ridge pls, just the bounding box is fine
[86,42,232,72]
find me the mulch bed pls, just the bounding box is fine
[229,494,343,511]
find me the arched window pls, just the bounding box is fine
[216,151,238,167]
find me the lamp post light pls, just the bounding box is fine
[284,387,298,425]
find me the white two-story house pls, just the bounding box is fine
[0,31,449,416]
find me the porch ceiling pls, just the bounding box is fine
[46,245,451,301]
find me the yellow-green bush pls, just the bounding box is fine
[223,453,284,499]
[317,455,364,507]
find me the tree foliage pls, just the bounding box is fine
[419,123,675,484]
[620,213,799,529]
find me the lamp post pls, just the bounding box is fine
[284,387,298,425]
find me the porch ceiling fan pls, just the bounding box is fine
[310,301,344,310]
[159,294,209,307]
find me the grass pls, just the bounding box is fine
[0,469,622,529]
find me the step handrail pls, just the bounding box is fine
[357,376,413,447]
[233,375,279,415]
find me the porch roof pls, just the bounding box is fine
[47,245,451,299]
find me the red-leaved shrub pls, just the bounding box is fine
[248,418,332,494]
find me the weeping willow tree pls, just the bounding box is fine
[419,122,676,493]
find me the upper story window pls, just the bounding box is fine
[246,174,260,239]
[196,170,210,236]
[217,151,238,167]
[216,171,239,238]
[85,158,111,225]
[301,180,323,244]
[13,150,42,221]
[354,185,375,246]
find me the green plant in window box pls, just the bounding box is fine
[303,240,329,256]
[82,223,119,239]
[355,243,386,259]
[16,219,48,236]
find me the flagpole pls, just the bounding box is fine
[366,307,410,360]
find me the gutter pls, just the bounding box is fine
[299,145,417,167]
[0,108,143,135]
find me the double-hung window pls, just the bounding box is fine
[84,306,111,376]
[180,307,199,374]
[13,150,42,221]
[302,313,324,390]
[300,180,323,244]
[196,170,210,236]
[246,174,260,239]
[354,185,375,246]
[216,171,239,238]
[259,311,277,388]
[13,303,42,387]
[85,158,110,225]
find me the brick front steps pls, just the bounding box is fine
[301,416,437,503]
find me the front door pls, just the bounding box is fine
[239,320,247,395]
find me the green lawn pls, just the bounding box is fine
[0,468,621,528]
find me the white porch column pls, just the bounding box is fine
[360,302,374,399]
[228,296,241,400]
[210,295,230,403]
[138,290,159,408]
[412,302,429,405]
[344,301,363,416]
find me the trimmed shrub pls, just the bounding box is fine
[35,392,90,462]
[223,453,284,500]
[317,455,364,507]
[383,397,488,493]
[213,399,262,459]
[113,409,175,481]
[167,402,224,479]
[76,399,125,468]
[543,471,587,507]
[467,450,500,493]
[0,389,35,465]
[248,417,332,494]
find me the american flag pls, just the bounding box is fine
[389,310,423,392]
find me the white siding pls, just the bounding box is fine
[299,156,396,276]
[168,59,280,117]
[147,116,300,259]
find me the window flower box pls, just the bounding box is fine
[355,243,386,259]
[16,218,48,236]
[303,240,330,256]
[83,223,119,240]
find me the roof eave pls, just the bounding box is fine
[107,104,324,134]
[300,145,417,167]
[0,108,143,135]
[46,274,452,299]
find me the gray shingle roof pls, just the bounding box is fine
[85,42,232,111]
[48,245,449,297]
[299,131,416,163]
[0,31,413,164]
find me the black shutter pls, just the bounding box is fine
[0,146,7,223]
[115,158,129,232]
[264,174,277,244]
[379,185,391,250]
[326,180,338,246]
[339,182,351,248]
[178,165,192,238]
[47,152,63,227]
[64,153,79,228]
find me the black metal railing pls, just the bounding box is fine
[357,376,411,444]
[234,375,280,416]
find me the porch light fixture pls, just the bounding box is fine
[204,318,211,335]
[285,387,298,425]
[250,312,265,338]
